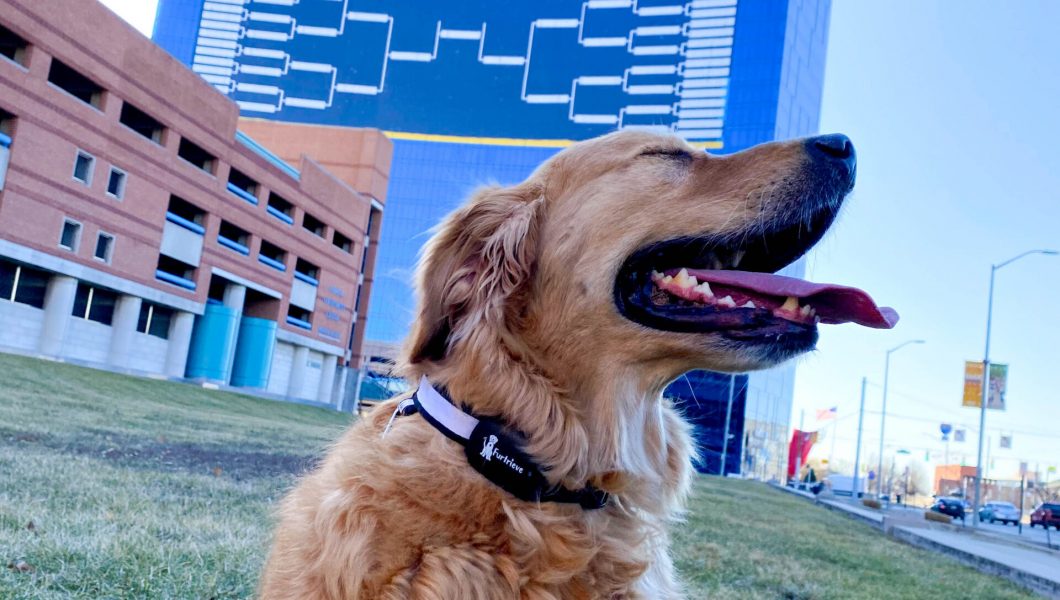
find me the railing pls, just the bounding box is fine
[266,204,294,225]
[235,130,300,180]
[293,271,319,286]
[285,315,312,330]
[155,269,196,290]
[217,235,250,255]
[258,254,286,271]
[226,182,258,205]
[165,211,206,235]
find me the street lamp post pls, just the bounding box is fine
[877,339,925,499]
[972,249,1058,527]
[852,377,867,498]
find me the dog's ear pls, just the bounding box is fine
[404,183,545,365]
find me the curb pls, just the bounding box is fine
[890,527,1060,599]
[771,483,1059,599]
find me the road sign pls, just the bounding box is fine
[962,361,1008,410]
[999,435,1012,449]
[940,423,952,440]
[954,429,966,443]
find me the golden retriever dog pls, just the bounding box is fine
[259,131,896,599]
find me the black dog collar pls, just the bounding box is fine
[391,377,609,510]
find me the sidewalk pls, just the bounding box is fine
[774,485,1060,598]
[890,526,1060,599]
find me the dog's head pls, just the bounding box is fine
[402,131,895,387]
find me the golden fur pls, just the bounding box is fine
[259,131,816,599]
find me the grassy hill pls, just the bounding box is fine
[0,353,1034,598]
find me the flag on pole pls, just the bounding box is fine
[816,407,837,422]
[787,430,819,479]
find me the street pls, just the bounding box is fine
[885,503,1059,549]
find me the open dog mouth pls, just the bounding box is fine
[613,210,899,347]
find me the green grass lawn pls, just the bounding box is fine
[0,353,1035,599]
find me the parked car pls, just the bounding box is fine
[932,496,968,521]
[979,501,1020,525]
[1030,502,1060,530]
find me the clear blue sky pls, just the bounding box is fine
[102,0,1059,478]
[797,0,1060,479]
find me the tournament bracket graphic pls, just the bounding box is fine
[182,0,740,147]
[158,0,830,349]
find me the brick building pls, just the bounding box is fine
[0,0,390,407]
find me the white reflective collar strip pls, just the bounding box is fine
[416,376,478,441]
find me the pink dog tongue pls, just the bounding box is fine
[685,269,899,329]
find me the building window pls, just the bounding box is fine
[0,107,12,192]
[72,283,117,325]
[166,195,206,232]
[294,258,319,285]
[333,231,353,254]
[258,240,287,271]
[286,305,312,330]
[59,219,81,252]
[0,23,28,67]
[0,260,48,309]
[47,59,104,108]
[72,150,94,185]
[93,232,114,263]
[106,167,126,199]
[218,220,250,255]
[155,255,197,290]
[177,137,215,174]
[266,192,294,225]
[226,168,258,205]
[136,302,172,339]
[302,212,325,238]
[118,102,165,144]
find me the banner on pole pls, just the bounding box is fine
[962,361,1008,410]
[786,430,818,479]
[954,429,966,443]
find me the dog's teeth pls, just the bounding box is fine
[651,270,663,281]
[662,275,673,285]
[742,301,756,309]
[673,268,696,289]
[711,256,724,270]
[718,295,736,308]
[694,282,714,297]
[809,307,817,317]
[781,296,799,312]
[800,305,812,317]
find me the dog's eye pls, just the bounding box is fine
[640,148,693,161]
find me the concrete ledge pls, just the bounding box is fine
[821,499,885,529]
[891,527,1060,599]
[771,482,1060,598]
[772,484,885,529]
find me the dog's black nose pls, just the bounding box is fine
[807,134,855,167]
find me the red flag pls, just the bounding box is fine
[787,429,819,479]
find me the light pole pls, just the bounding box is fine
[972,249,1058,527]
[877,339,925,499]
[720,374,736,475]
[852,377,867,498]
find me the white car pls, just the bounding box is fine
[979,501,1021,525]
